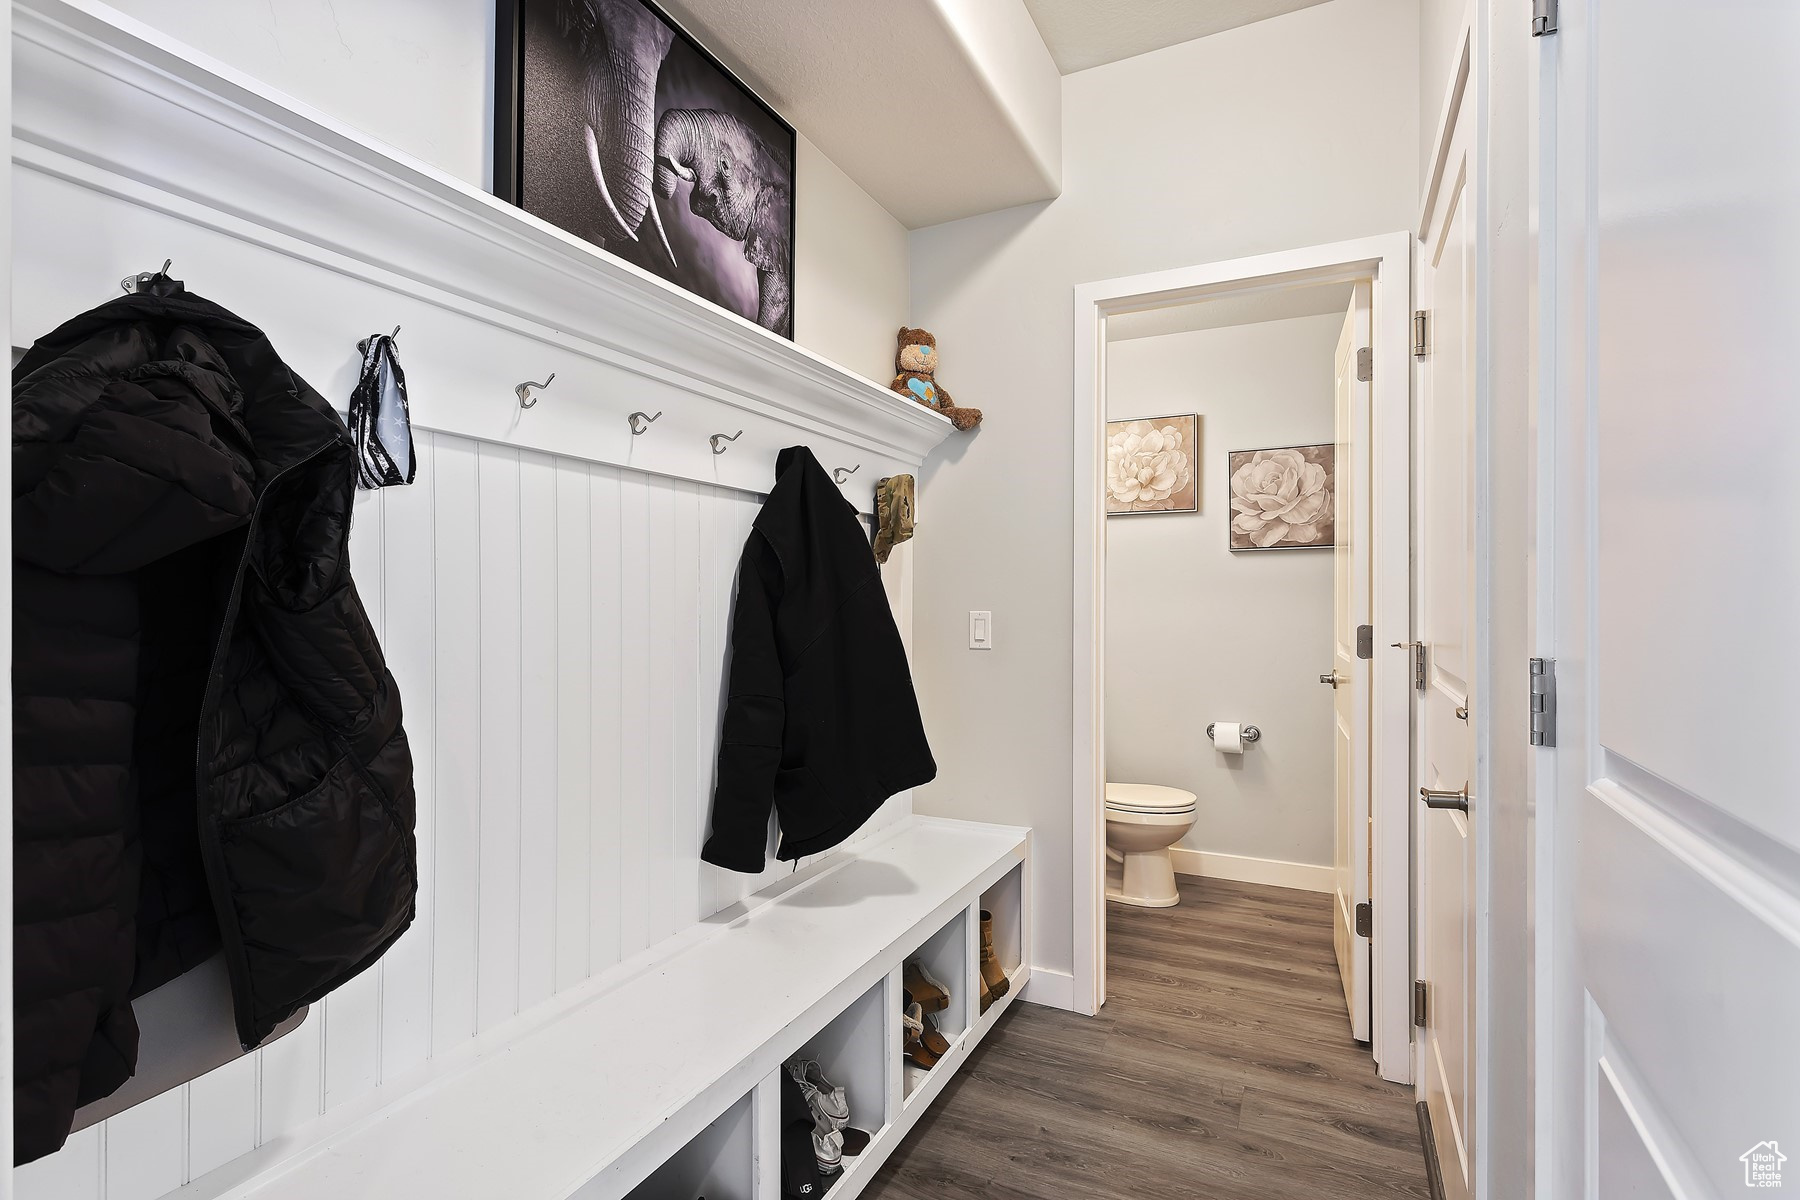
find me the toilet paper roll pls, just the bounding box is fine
[1212,722,1244,754]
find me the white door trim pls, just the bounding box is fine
[1071,233,1414,1083]
[1,0,14,1182]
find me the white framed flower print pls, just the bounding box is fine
[1105,414,1199,515]
[1227,443,1335,550]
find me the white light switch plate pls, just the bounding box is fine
[968,610,993,650]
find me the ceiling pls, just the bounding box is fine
[1021,0,1332,74]
[657,0,1061,229]
[1106,282,1354,342]
[648,0,1335,229]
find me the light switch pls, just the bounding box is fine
[968,610,993,650]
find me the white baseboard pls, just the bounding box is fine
[1168,848,1332,894]
[1019,965,1076,1012]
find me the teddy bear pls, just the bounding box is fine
[890,327,981,431]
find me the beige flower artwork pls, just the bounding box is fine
[1105,414,1199,515]
[1227,444,1335,550]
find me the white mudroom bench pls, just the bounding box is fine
[178,817,1030,1200]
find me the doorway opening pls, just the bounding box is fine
[1071,235,1415,1086]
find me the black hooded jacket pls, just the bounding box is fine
[12,286,415,1164]
[701,446,935,872]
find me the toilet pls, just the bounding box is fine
[1104,783,1198,908]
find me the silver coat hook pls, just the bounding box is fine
[121,258,174,293]
[391,325,402,341]
[709,430,744,454]
[629,410,663,435]
[832,464,861,483]
[515,373,556,409]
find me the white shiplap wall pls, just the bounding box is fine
[14,432,914,1200]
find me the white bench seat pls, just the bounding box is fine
[194,817,1029,1200]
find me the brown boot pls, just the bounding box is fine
[980,910,1010,1013]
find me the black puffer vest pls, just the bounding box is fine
[12,287,415,1164]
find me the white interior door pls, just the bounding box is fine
[1414,83,1476,1200]
[1330,281,1373,1043]
[1541,3,1800,1195]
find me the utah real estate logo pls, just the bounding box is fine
[1742,1141,1786,1188]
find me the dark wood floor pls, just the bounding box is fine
[864,876,1429,1200]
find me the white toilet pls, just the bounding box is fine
[1104,783,1199,908]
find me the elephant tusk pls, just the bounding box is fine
[645,194,678,268]
[583,124,638,242]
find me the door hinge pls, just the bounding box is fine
[1413,979,1430,1028]
[1355,901,1372,939]
[1391,641,1427,690]
[1412,310,1429,358]
[1356,346,1373,382]
[1356,624,1374,660]
[1532,0,1558,36]
[1530,657,1557,747]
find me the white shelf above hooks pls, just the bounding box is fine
[10,0,955,512]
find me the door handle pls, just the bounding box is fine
[1419,783,1470,812]
[1320,672,1347,687]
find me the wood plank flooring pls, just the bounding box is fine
[864,876,1429,1200]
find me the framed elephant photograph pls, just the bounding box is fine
[495,0,797,338]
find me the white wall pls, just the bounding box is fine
[1104,314,1339,868]
[100,0,908,384]
[103,0,497,185]
[907,0,1419,987]
[1418,0,1466,177]
[791,137,909,384]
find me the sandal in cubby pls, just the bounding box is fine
[903,960,951,1015]
[787,1058,850,1128]
[902,1001,939,1070]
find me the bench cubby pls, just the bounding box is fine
[790,975,894,1173]
[982,862,1027,987]
[620,1091,754,1200]
[902,911,972,1103]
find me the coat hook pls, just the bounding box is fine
[515,373,556,409]
[121,258,174,293]
[833,464,861,483]
[391,325,402,341]
[709,430,744,454]
[628,410,663,435]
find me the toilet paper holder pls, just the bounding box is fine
[1206,723,1261,744]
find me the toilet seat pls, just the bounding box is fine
[1104,783,1197,815]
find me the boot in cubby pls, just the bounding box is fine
[979,910,1010,1014]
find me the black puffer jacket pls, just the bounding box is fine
[701,446,935,872]
[12,286,415,1164]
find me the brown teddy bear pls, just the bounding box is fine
[891,327,981,431]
